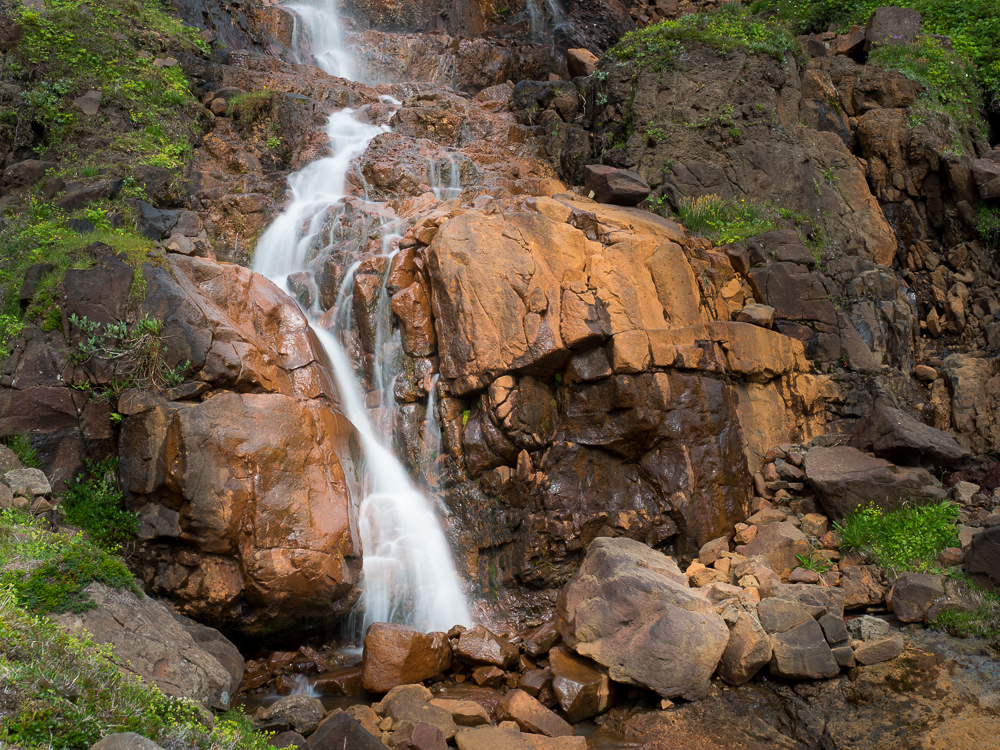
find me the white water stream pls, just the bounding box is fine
[255,0,472,634]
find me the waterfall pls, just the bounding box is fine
[420,374,443,488]
[254,2,472,634]
[287,0,354,79]
[430,155,461,201]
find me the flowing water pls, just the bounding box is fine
[287,0,354,78]
[254,0,472,634]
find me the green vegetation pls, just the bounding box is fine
[607,4,798,70]
[0,511,276,749]
[67,313,189,391]
[6,0,206,161]
[833,500,959,575]
[3,435,42,469]
[976,204,1000,249]
[795,550,833,573]
[746,0,1000,109]
[929,578,1000,639]
[0,195,156,357]
[868,35,986,145]
[62,457,138,552]
[228,90,274,122]
[675,193,781,244]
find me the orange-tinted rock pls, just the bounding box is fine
[548,645,615,722]
[454,626,518,668]
[362,623,453,693]
[311,667,364,696]
[522,620,560,657]
[497,689,575,737]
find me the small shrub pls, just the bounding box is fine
[976,204,1000,249]
[675,193,781,244]
[228,89,274,122]
[795,551,833,573]
[62,457,139,551]
[929,581,1000,639]
[834,500,959,575]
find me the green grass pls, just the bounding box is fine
[930,581,1000,639]
[2,435,42,469]
[868,35,986,146]
[674,193,782,244]
[61,458,139,552]
[0,509,138,615]
[0,511,276,749]
[746,0,1000,110]
[607,3,798,70]
[833,500,959,575]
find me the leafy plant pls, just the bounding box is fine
[795,551,833,573]
[834,500,959,575]
[61,457,139,552]
[976,204,1000,250]
[929,576,1000,639]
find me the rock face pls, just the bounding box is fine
[966,526,1000,592]
[556,537,729,700]
[115,256,361,634]
[803,446,944,520]
[53,583,236,709]
[361,623,453,693]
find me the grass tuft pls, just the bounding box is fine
[674,193,781,244]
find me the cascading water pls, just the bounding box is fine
[287,0,354,79]
[254,1,472,634]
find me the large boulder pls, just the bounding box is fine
[716,611,771,686]
[53,583,236,709]
[583,165,651,206]
[361,623,453,693]
[864,7,923,51]
[803,446,944,520]
[966,526,1000,592]
[887,573,946,622]
[555,537,729,701]
[548,645,615,722]
[849,405,970,468]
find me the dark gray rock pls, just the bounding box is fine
[768,619,840,680]
[887,573,945,622]
[757,597,812,634]
[310,712,388,750]
[966,526,1000,593]
[90,733,165,750]
[583,164,651,206]
[865,7,922,51]
[849,405,970,468]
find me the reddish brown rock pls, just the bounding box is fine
[841,565,888,609]
[740,522,811,577]
[454,626,518,669]
[717,611,771,686]
[548,645,615,723]
[886,573,945,622]
[497,689,575,737]
[566,48,598,78]
[429,699,491,727]
[362,623,453,693]
[522,620,560,657]
[583,165,651,206]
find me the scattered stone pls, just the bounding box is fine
[253,694,325,735]
[800,513,829,537]
[73,90,102,115]
[740,522,811,576]
[558,538,726,701]
[768,619,840,680]
[518,668,552,698]
[548,645,614,723]
[737,303,776,328]
[3,159,57,190]
[717,611,771,686]
[973,157,1000,201]
[887,573,946,622]
[952,481,980,506]
[938,547,964,567]
[390,721,448,750]
[471,665,504,688]
[522,620,560,657]
[745,507,786,527]
[361,623,453,693]
[497,689,575,737]
[429,699,491,727]
[583,165,650,206]
[789,567,820,584]
[841,565,888,609]
[914,364,938,382]
[270,731,307,749]
[375,685,458,740]
[853,635,904,666]
[566,48,598,78]
[847,615,891,643]
[698,535,729,565]
[310,712,388,750]
[758,597,813,633]
[454,726,585,750]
